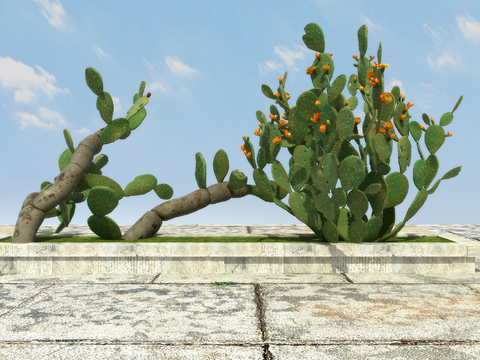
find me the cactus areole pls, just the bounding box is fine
[12,23,462,244]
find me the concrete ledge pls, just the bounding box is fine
[0,237,476,275]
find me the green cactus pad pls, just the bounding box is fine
[364,173,387,217]
[139,81,146,97]
[404,189,428,223]
[311,53,334,89]
[320,153,339,192]
[66,189,89,204]
[253,168,274,202]
[257,147,267,170]
[357,56,371,87]
[374,133,390,163]
[58,149,72,171]
[128,107,147,130]
[439,112,453,127]
[323,221,339,243]
[119,125,131,140]
[428,166,462,195]
[413,159,427,190]
[452,95,463,113]
[424,155,439,188]
[365,215,383,241]
[311,165,328,194]
[213,149,229,183]
[384,172,409,208]
[63,129,75,153]
[339,155,365,191]
[337,207,350,241]
[288,191,318,229]
[194,152,207,189]
[348,219,367,243]
[314,191,335,222]
[87,215,122,240]
[124,174,157,197]
[336,107,355,141]
[425,125,445,154]
[93,154,108,170]
[379,93,395,123]
[273,181,288,200]
[227,170,248,191]
[86,161,101,175]
[85,67,104,96]
[397,136,412,174]
[347,189,369,220]
[272,160,292,194]
[408,121,423,142]
[126,95,149,120]
[256,110,267,124]
[394,102,409,137]
[133,93,140,104]
[100,118,130,144]
[45,207,61,219]
[422,113,431,126]
[83,173,124,200]
[289,164,307,192]
[243,137,257,169]
[261,84,276,100]
[357,25,368,58]
[331,187,347,208]
[87,186,119,217]
[377,206,395,238]
[328,74,347,103]
[96,92,114,124]
[273,197,292,214]
[347,74,359,96]
[345,96,358,111]
[363,183,381,195]
[154,183,174,200]
[302,22,325,53]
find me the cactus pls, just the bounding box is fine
[236,22,462,242]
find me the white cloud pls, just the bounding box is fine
[16,106,66,129]
[33,0,68,29]
[388,79,406,96]
[75,127,91,136]
[165,56,198,76]
[143,59,159,75]
[427,53,460,67]
[273,44,308,70]
[94,45,108,60]
[423,24,444,45]
[0,57,68,103]
[360,15,376,29]
[112,96,121,115]
[456,15,480,43]
[149,81,169,92]
[258,60,283,75]
[420,83,436,92]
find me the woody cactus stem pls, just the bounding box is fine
[121,182,248,240]
[12,129,104,243]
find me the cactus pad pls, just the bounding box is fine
[348,219,367,243]
[424,155,439,189]
[357,25,368,58]
[384,172,409,208]
[154,183,174,200]
[328,74,347,103]
[271,160,292,194]
[124,174,157,196]
[404,189,428,223]
[227,170,247,191]
[126,95,149,120]
[261,84,277,100]
[213,149,229,183]
[336,107,355,141]
[100,118,130,144]
[365,215,383,241]
[413,159,427,190]
[302,22,325,53]
[253,168,274,202]
[347,189,369,220]
[288,191,318,229]
[63,129,75,153]
[128,107,147,130]
[83,173,124,200]
[58,149,72,171]
[139,81,146,97]
[93,154,108,170]
[87,215,122,240]
[339,155,365,191]
[87,186,119,217]
[397,136,412,174]
[96,92,114,124]
[323,220,339,243]
[425,125,445,154]
[440,112,453,127]
[408,121,422,142]
[85,67,104,96]
[194,152,207,189]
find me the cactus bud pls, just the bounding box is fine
[327,53,333,57]
[354,117,361,125]
[359,85,364,91]
[254,129,260,136]
[246,152,252,158]
[420,125,424,130]
[315,52,319,58]
[319,124,326,132]
[384,122,393,130]
[400,114,407,121]
[279,76,283,82]
[240,144,245,150]
[272,136,281,144]
[353,55,358,59]
[379,128,386,135]
[279,119,286,126]
[315,100,321,105]
[321,64,330,72]
[447,132,452,137]
[389,133,395,139]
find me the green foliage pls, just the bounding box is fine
[237,23,462,242]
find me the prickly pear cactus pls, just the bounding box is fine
[239,23,462,242]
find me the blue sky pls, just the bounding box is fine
[1,0,479,228]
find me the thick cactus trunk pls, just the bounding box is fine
[12,129,104,243]
[121,182,248,240]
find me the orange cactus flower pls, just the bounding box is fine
[315,52,319,58]
[400,114,407,121]
[272,136,282,144]
[319,124,327,133]
[447,132,452,137]
[268,114,278,120]
[367,71,375,79]
[279,119,286,126]
[311,113,321,123]
[354,117,361,125]
[352,54,358,59]
[384,122,393,130]
[289,106,293,109]
[420,125,424,130]
[321,64,330,72]
[381,93,393,104]
[306,66,317,75]
[276,93,281,99]
[430,117,434,123]
[283,130,291,137]
[254,129,260,136]
[389,133,395,139]
[370,55,375,60]
[369,81,376,87]
[327,53,333,57]
[399,93,404,98]
[374,78,379,84]
[286,93,291,100]
[240,144,245,150]
[407,102,414,107]
[315,100,321,105]
[246,152,252,158]
[279,76,283,82]
[379,128,386,135]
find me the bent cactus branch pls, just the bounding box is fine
[121,182,248,240]
[12,129,104,243]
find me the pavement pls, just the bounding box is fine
[0,224,479,359]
